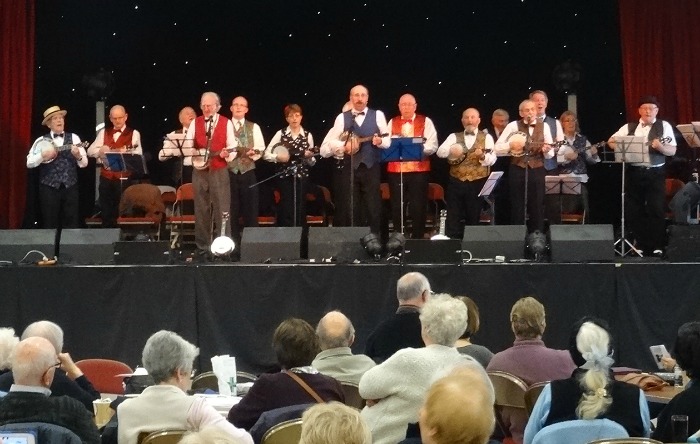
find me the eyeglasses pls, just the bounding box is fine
[43,361,61,378]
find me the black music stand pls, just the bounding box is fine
[381,137,424,234]
[104,152,147,179]
[545,175,582,224]
[677,123,700,223]
[478,171,503,225]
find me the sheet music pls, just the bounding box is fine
[613,135,649,166]
[545,175,582,195]
[677,123,700,148]
[478,171,504,197]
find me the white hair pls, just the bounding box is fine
[21,320,63,353]
[0,328,19,370]
[576,322,613,419]
[419,293,468,346]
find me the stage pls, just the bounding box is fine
[1,260,699,375]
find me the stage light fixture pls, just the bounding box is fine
[526,230,549,262]
[360,233,382,261]
[386,232,406,257]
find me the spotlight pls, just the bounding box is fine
[386,232,406,258]
[360,233,382,261]
[526,230,549,262]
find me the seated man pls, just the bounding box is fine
[0,337,100,443]
[0,320,99,411]
[312,311,376,385]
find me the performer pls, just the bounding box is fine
[436,108,496,238]
[320,84,390,235]
[158,106,196,186]
[87,105,143,228]
[184,92,237,260]
[547,111,600,224]
[530,90,564,172]
[494,99,554,233]
[608,95,677,255]
[228,96,264,248]
[385,94,438,239]
[486,108,511,225]
[26,106,88,228]
[265,104,316,227]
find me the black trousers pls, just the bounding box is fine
[509,164,545,233]
[387,172,429,239]
[229,170,259,245]
[39,183,79,228]
[333,161,381,234]
[445,176,487,239]
[626,165,666,252]
[277,176,307,227]
[99,177,132,228]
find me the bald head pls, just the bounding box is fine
[22,320,63,354]
[11,337,57,387]
[398,94,417,119]
[316,311,355,350]
[397,272,431,306]
[109,105,128,130]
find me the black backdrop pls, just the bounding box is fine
[1,262,699,375]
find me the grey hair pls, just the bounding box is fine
[396,272,431,302]
[0,328,19,370]
[201,91,221,106]
[419,293,468,346]
[316,311,355,350]
[142,330,199,384]
[492,108,509,119]
[21,320,63,353]
[11,337,56,386]
[575,322,613,419]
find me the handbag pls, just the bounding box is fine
[617,373,668,391]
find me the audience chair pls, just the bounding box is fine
[340,381,365,409]
[531,419,628,444]
[139,429,187,444]
[75,358,133,395]
[237,371,258,383]
[191,371,218,392]
[167,182,196,248]
[524,381,549,415]
[587,439,663,444]
[488,371,528,442]
[0,422,81,443]
[261,418,303,444]
[251,403,313,444]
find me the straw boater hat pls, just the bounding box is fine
[41,106,67,126]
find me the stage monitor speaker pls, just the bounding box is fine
[462,225,526,260]
[241,227,303,263]
[667,225,700,262]
[549,224,614,262]
[0,229,120,264]
[403,239,463,264]
[308,227,370,261]
[114,241,171,264]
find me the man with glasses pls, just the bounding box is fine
[0,337,100,443]
[608,95,677,255]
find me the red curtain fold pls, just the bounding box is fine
[619,0,700,124]
[0,1,35,229]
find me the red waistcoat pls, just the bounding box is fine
[387,115,431,173]
[194,115,230,170]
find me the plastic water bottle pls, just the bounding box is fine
[674,365,684,388]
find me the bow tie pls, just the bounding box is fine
[402,119,413,124]
[353,111,365,117]
[113,128,122,133]
[52,133,64,138]
[464,131,476,136]
[641,122,653,128]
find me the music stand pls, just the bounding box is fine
[610,135,647,257]
[381,137,425,234]
[478,171,503,225]
[677,122,700,221]
[545,175,582,224]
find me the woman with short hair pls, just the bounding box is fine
[454,296,493,367]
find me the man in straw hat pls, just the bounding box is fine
[26,105,88,228]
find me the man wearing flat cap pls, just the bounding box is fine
[26,106,88,228]
[609,95,677,255]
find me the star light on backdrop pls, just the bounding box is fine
[33,0,625,215]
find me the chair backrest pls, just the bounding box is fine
[237,371,258,383]
[427,182,446,202]
[0,422,81,444]
[380,182,390,200]
[250,403,313,444]
[75,358,133,395]
[532,419,628,444]
[587,439,663,444]
[140,429,187,444]
[524,381,549,415]
[176,183,194,201]
[261,419,303,444]
[190,371,218,392]
[340,381,365,409]
[488,371,528,409]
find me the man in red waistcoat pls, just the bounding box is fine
[184,92,237,260]
[385,94,438,239]
[88,105,143,228]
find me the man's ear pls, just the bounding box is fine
[349,334,355,347]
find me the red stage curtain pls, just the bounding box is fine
[0,1,35,229]
[619,0,700,124]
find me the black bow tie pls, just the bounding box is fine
[641,123,653,128]
[113,128,122,134]
[464,131,476,136]
[353,112,365,117]
[52,133,64,139]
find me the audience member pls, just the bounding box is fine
[524,318,651,443]
[454,296,494,368]
[312,311,376,385]
[0,337,100,443]
[0,328,19,375]
[117,330,252,444]
[486,297,576,444]
[653,321,700,442]
[365,272,431,363]
[359,293,479,444]
[180,425,253,444]
[227,318,344,430]
[0,320,99,411]
[299,402,371,444]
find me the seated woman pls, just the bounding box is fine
[359,294,482,444]
[117,330,252,444]
[227,318,344,430]
[454,296,493,368]
[299,402,371,444]
[523,318,651,444]
[653,321,700,442]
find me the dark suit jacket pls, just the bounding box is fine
[0,370,99,411]
[364,308,424,364]
[0,391,100,444]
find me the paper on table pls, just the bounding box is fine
[211,355,237,396]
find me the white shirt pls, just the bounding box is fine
[320,108,391,158]
[494,120,555,158]
[27,132,88,169]
[87,127,143,164]
[159,128,192,165]
[266,126,316,165]
[386,114,439,156]
[609,119,677,160]
[436,129,496,166]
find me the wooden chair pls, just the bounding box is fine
[139,429,187,444]
[524,381,549,415]
[75,358,133,395]
[587,439,663,444]
[488,371,528,442]
[561,209,586,224]
[167,182,196,248]
[340,381,365,409]
[261,418,303,444]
